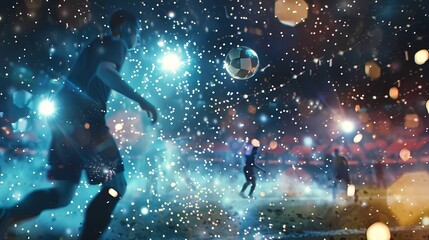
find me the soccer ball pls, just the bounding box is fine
[224,46,259,80]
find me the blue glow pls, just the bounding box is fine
[303,136,313,146]
[161,53,182,72]
[259,114,268,123]
[38,99,56,116]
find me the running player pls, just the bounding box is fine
[0,10,157,239]
[239,143,266,199]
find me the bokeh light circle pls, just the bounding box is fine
[366,222,391,240]
[251,138,261,148]
[399,148,411,161]
[353,133,363,143]
[414,49,428,65]
[389,87,399,99]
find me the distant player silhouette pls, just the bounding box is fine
[239,143,266,199]
[332,149,350,200]
[374,158,386,189]
[0,10,157,239]
[143,139,166,197]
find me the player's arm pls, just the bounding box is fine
[96,61,157,123]
[343,157,349,170]
[254,164,266,172]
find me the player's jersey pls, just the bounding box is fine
[333,155,349,181]
[67,36,127,112]
[333,156,347,170]
[244,155,256,168]
[47,36,128,184]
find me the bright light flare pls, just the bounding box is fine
[161,53,182,72]
[38,99,56,116]
[340,120,355,133]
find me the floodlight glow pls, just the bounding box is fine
[161,53,182,72]
[303,136,313,146]
[38,99,55,116]
[340,120,355,133]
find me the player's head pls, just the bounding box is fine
[109,10,140,49]
[333,149,340,156]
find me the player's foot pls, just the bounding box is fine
[248,195,256,199]
[0,208,12,236]
[239,192,247,199]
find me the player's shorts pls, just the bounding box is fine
[46,89,124,185]
[335,172,350,184]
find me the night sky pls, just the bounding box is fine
[0,0,428,239]
[1,0,428,146]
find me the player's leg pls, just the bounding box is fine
[248,177,256,198]
[332,178,338,200]
[240,181,251,198]
[0,180,77,235]
[240,168,251,198]
[79,172,127,240]
[80,126,126,239]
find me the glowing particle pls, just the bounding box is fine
[108,188,118,198]
[115,123,123,131]
[141,207,149,215]
[353,133,363,143]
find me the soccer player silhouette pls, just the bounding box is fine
[0,10,157,239]
[332,149,350,200]
[239,143,266,199]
